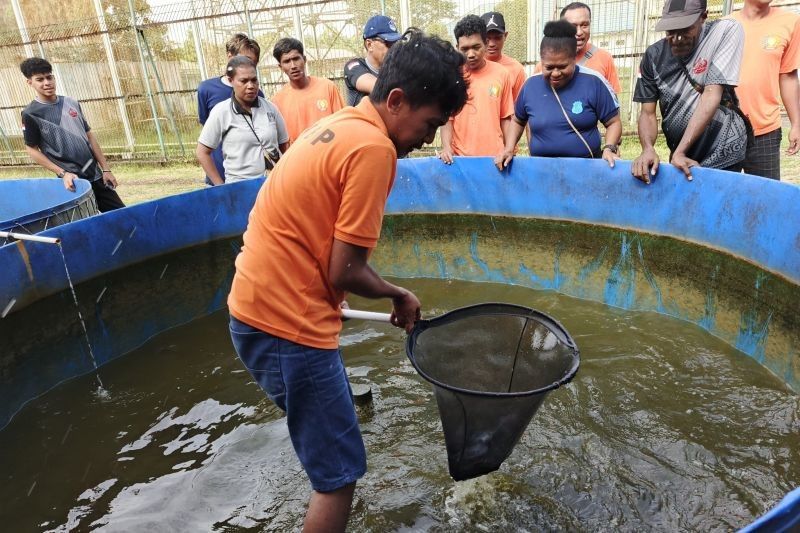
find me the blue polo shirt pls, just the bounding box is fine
[515,66,619,158]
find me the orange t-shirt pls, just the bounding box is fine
[729,8,800,135]
[491,54,526,100]
[450,60,514,156]
[228,99,397,349]
[534,42,621,94]
[271,76,345,143]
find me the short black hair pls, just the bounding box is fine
[371,28,468,119]
[273,37,304,63]
[225,55,257,78]
[540,20,578,58]
[560,2,592,18]
[454,14,487,44]
[20,57,52,79]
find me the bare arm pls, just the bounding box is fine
[495,117,526,170]
[329,239,420,331]
[671,84,725,179]
[601,114,622,168]
[87,130,118,188]
[631,102,660,184]
[779,70,800,155]
[354,73,377,95]
[439,121,455,164]
[196,143,224,186]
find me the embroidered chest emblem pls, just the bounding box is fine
[488,83,500,97]
[68,107,78,118]
[316,99,328,111]
[763,35,783,50]
[692,58,708,75]
[571,101,584,114]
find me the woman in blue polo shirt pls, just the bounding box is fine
[496,20,621,170]
[197,56,289,185]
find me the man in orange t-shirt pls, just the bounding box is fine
[729,0,800,180]
[481,11,526,99]
[536,2,621,94]
[271,38,344,143]
[228,30,467,532]
[439,15,514,162]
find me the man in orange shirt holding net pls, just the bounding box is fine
[439,15,515,163]
[729,0,800,180]
[481,11,526,99]
[271,38,344,144]
[228,30,467,532]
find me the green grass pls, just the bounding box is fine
[0,162,202,205]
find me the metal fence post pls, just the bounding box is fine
[128,0,168,160]
[722,0,733,16]
[10,0,34,58]
[0,122,19,165]
[139,28,187,158]
[93,0,136,155]
[191,0,208,80]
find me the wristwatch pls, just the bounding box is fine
[602,144,618,154]
[57,169,66,178]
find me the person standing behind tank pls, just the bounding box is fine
[196,56,289,185]
[343,15,403,106]
[271,37,344,144]
[196,33,263,185]
[495,20,621,170]
[481,11,526,99]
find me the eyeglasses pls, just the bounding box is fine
[369,38,395,48]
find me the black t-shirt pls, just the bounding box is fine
[21,96,101,181]
[343,57,378,107]
[634,19,747,169]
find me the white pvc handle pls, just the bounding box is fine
[0,231,60,244]
[342,308,392,322]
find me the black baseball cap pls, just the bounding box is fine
[655,0,707,31]
[480,12,506,33]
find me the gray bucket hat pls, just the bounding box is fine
[655,0,707,31]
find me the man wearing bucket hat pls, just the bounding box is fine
[632,0,749,183]
[343,15,402,106]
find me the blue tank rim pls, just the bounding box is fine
[0,177,94,232]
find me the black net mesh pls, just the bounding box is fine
[406,303,580,481]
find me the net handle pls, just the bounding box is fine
[341,308,392,322]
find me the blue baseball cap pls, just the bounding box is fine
[363,15,402,42]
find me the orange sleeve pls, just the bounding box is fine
[330,83,345,113]
[512,66,526,100]
[533,63,542,74]
[499,70,514,119]
[334,143,396,248]
[781,16,800,73]
[606,55,622,94]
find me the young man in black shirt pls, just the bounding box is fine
[20,57,124,212]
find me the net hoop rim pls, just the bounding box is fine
[405,302,580,398]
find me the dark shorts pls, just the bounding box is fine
[228,315,367,492]
[90,179,125,212]
[742,128,782,180]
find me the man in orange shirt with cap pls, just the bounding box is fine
[439,15,514,162]
[272,37,344,144]
[481,11,526,99]
[729,0,800,180]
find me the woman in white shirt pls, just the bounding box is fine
[197,56,289,185]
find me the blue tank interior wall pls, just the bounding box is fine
[1,157,799,416]
[0,178,96,233]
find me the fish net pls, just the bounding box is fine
[406,303,580,481]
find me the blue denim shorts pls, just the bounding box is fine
[229,315,367,492]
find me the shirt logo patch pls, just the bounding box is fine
[68,107,78,118]
[488,83,500,97]
[346,60,359,71]
[692,58,708,75]
[317,99,328,111]
[571,101,584,114]
[763,35,782,50]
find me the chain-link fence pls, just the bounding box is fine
[0,0,798,165]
